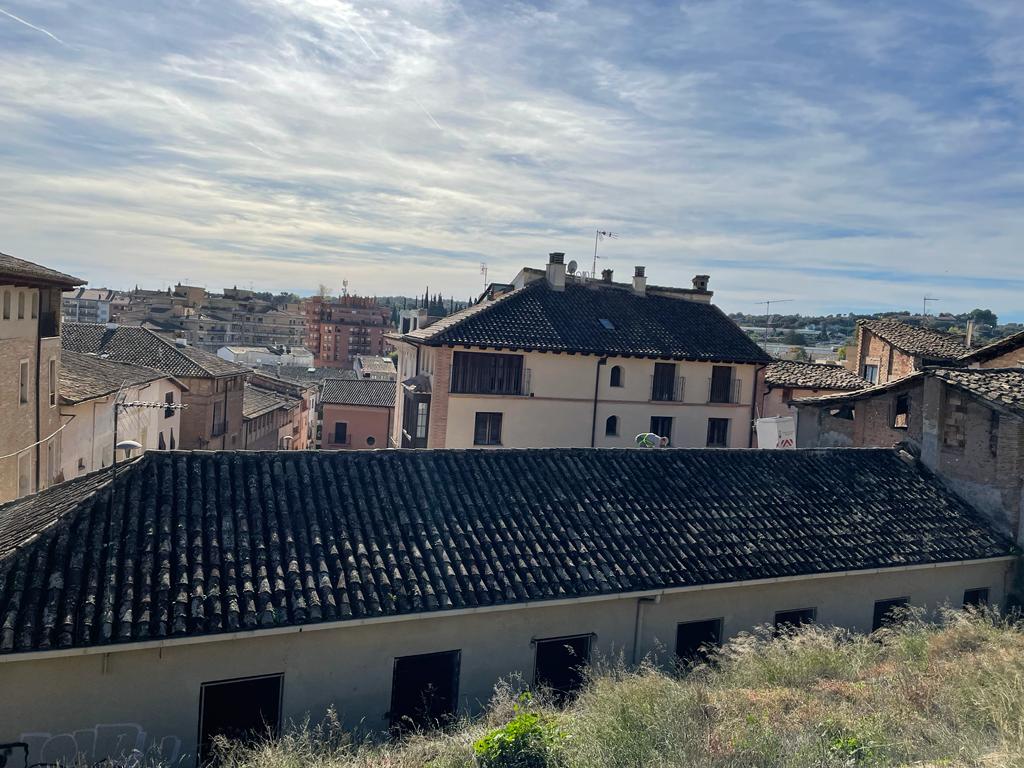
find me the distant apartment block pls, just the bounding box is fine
[389,255,771,450]
[0,252,84,501]
[305,296,391,368]
[61,287,121,324]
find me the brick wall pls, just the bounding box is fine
[427,347,453,448]
[178,374,246,449]
[855,327,916,385]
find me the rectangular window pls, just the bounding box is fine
[199,674,283,765]
[19,360,29,404]
[48,358,57,407]
[390,650,460,731]
[963,588,989,609]
[416,402,428,439]
[862,364,879,384]
[872,597,909,632]
[709,366,734,403]
[650,416,672,445]
[893,394,909,429]
[450,351,524,395]
[333,422,348,444]
[676,619,722,665]
[165,391,175,418]
[651,363,677,401]
[774,608,816,633]
[474,412,503,445]
[706,418,729,448]
[30,291,38,319]
[534,635,591,701]
[212,401,225,437]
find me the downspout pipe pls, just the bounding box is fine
[590,357,608,447]
[749,363,767,448]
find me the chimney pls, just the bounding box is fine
[632,266,647,296]
[692,274,710,292]
[601,268,614,283]
[965,318,975,348]
[546,252,566,291]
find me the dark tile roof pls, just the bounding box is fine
[765,360,868,391]
[858,319,968,361]
[959,329,1024,365]
[402,280,771,364]
[0,252,84,289]
[791,371,925,406]
[321,378,397,408]
[931,368,1024,417]
[62,323,247,379]
[242,384,301,420]
[258,364,358,384]
[59,350,176,405]
[0,448,1009,654]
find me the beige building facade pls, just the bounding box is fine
[0,559,1008,767]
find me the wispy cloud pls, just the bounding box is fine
[0,5,64,44]
[0,0,1022,319]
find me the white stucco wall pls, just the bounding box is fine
[0,559,1007,767]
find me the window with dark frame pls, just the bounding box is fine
[198,674,283,766]
[333,422,348,444]
[534,634,591,701]
[474,412,503,445]
[416,402,429,439]
[893,393,909,429]
[872,597,909,631]
[650,416,672,445]
[706,418,729,448]
[609,365,623,387]
[605,415,618,436]
[390,650,461,732]
[774,608,816,633]
[450,351,524,395]
[651,363,676,401]
[676,618,723,665]
[863,364,879,384]
[165,391,175,418]
[709,366,734,403]
[963,588,989,609]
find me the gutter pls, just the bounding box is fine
[0,555,1011,665]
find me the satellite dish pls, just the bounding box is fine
[567,260,578,275]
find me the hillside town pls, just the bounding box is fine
[0,246,1021,766]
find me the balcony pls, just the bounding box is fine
[707,377,742,404]
[451,367,531,397]
[650,376,685,403]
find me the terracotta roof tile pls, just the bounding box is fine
[931,368,1024,417]
[765,360,868,391]
[321,379,396,408]
[59,350,173,405]
[859,319,967,360]
[0,252,84,289]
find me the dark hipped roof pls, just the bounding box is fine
[0,448,1008,654]
[242,384,301,420]
[858,319,968,361]
[931,368,1024,417]
[0,252,84,289]
[62,323,246,379]
[764,360,868,391]
[959,329,1024,365]
[321,378,397,408]
[59,350,178,405]
[401,280,771,364]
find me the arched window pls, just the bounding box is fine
[605,415,619,436]
[609,365,623,387]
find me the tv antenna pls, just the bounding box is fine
[342,279,349,297]
[480,262,488,288]
[592,229,618,278]
[755,298,794,345]
[922,295,940,317]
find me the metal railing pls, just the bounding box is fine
[650,376,686,402]
[706,378,742,404]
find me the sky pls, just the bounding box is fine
[1,0,1022,320]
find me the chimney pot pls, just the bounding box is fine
[601,269,614,282]
[692,274,710,291]
[546,252,567,291]
[548,252,565,265]
[634,266,645,278]
[632,266,647,296]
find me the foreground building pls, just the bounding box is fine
[390,255,771,450]
[0,253,84,502]
[794,368,1024,543]
[0,448,1010,766]
[62,323,248,450]
[58,350,185,478]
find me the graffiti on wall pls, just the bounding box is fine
[2,723,181,767]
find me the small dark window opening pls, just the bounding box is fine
[474,412,502,445]
[199,674,283,765]
[158,432,166,451]
[164,391,175,418]
[774,608,816,634]
[534,635,591,701]
[333,422,348,444]
[676,619,722,666]
[390,650,461,732]
[650,416,672,446]
[366,435,377,447]
[828,405,855,421]
[609,365,623,387]
[872,597,909,632]
[605,415,618,436]
[893,394,909,429]
[706,418,729,448]
[963,588,989,609]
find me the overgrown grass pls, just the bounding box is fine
[213,609,1024,768]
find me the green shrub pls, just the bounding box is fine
[473,694,563,768]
